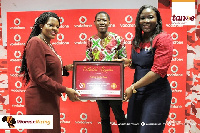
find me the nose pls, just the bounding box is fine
[99,20,105,24]
[144,18,150,22]
[53,26,58,31]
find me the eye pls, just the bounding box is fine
[140,16,145,20]
[149,15,154,19]
[47,24,53,27]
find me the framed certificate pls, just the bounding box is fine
[73,61,124,100]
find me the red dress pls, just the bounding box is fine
[25,36,66,133]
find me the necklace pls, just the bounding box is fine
[39,34,63,72]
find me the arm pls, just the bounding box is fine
[117,37,127,59]
[26,39,80,101]
[85,38,93,61]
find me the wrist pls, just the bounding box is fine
[130,84,137,93]
[129,59,132,67]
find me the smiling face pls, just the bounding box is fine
[94,13,110,35]
[139,8,157,34]
[40,17,60,41]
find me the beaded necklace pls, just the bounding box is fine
[39,34,63,72]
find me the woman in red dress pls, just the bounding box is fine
[20,12,80,133]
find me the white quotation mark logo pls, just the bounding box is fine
[14,51,22,58]
[79,33,87,41]
[125,15,133,23]
[125,32,133,40]
[171,32,178,40]
[16,96,23,103]
[79,16,87,24]
[15,81,22,88]
[14,34,21,42]
[14,18,21,26]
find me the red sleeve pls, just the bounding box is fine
[26,38,66,94]
[151,33,173,78]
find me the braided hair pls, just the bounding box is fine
[132,5,163,49]
[20,12,60,85]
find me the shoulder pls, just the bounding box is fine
[153,32,172,46]
[154,32,172,42]
[88,34,99,40]
[26,36,46,50]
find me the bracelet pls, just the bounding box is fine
[129,59,132,67]
[131,84,137,93]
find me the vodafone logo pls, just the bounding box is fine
[125,32,133,40]
[16,111,23,115]
[171,32,178,40]
[15,66,21,73]
[57,33,64,41]
[171,97,177,104]
[59,17,64,24]
[61,127,66,133]
[61,93,68,101]
[14,51,22,58]
[14,18,21,26]
[170,81,178,88]
[79,33,87,41]
[17,129,24,132]
[15,81,22,88]
[16,96,23,103]
[80,128,87,133]
[14,34,21,42]
[173,49,178,57]
[169,113,177,120]
[168,127,176,133]
[80,113,87,120]
[60,113,66,120]
[79,16,87,24]
[171,65,178,73]
[125,15,133,23]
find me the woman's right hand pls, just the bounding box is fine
[65,64,74,71]
[113,58,132,67]
[65,87,81,102]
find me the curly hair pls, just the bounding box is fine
[132,5,163,48]
[20,12,60,85]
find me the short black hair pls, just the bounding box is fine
[95,11,110,21]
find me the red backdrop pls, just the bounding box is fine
[6,9,187,133]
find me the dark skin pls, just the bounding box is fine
[115,8,161,101]
[38,17,80,101]
[66,13,111,71]
[94,13,110,39]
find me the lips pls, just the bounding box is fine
[142,25,150,28]
[51,32,56,36]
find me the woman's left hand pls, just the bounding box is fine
[123,85,137,102]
